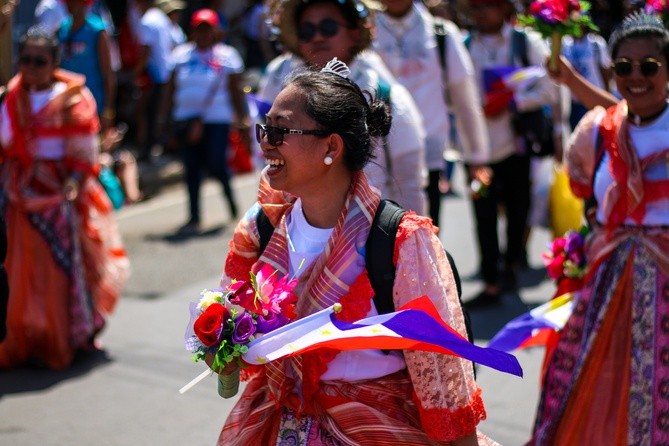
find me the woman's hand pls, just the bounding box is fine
[546,55,577,87]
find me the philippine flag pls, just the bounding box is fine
[482,65,547,116]
[487,293,574,352]
[243,295,523,377]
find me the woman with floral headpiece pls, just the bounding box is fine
[0,27,129,370]
[207,56,498,444]
[529,11,669,444]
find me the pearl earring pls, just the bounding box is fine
[324,156,333,166]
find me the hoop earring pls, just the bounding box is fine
[324,156,333,166]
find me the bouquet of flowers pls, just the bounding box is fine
[183,265,298,396]
[542,226,589,297]
[518,0,598,71]
[646,0,669,27]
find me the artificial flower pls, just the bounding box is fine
[231,312,257,344]
[194,303,229,347]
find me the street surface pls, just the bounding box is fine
[0,166,555,445]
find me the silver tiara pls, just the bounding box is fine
[321,58,351,79]
[622,10,665,32]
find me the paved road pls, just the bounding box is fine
[0,166,554,445]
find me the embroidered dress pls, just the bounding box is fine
[0,70,129,370]
[529,102,669,445]
[219,171,497,445]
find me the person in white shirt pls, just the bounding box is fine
[258,0,428,215]
[562,31,612,130]
[133,0,174,161]
[463,0,559,307]
[373,0,491,228]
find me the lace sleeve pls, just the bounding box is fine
[393,213,485,441]
[565,106,605,198]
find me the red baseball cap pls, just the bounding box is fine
[190,9,220,28]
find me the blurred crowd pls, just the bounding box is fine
[0,0,651,367]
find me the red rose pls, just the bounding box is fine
[194,303,229,347]
[229,281,262,313]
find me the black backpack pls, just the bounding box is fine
[255,200,474,345]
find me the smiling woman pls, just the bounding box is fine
[205,59,496,446]
[529,11,669,445]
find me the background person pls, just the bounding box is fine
[530,12,669,444]
[373,0,491,229]
[213,60,495,446]
[258,0,428,215]
[163,9,251,234]
[0,27,129,370]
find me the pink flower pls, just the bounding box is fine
[551,237,567,255]
[568,0,581,12]
[546,253,567,279]
[531,0,569,24]
[254,264,299,320]
[228,280,262,313]
[647,0,668,13]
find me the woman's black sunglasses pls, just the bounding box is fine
[18,55,49,68]
[612,57,663,77]
[256,123,329,146]
[297,18,348,42]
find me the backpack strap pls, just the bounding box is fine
[257,208,275,254]
[366,199,405,316]
[434,20,447,73]
[511,28,529,67]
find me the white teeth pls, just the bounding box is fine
[629,87,648,94]
[265,158,285,167]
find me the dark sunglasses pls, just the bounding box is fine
[612,57,663,77]
[297,18,348,42]
[256,123,329,146]
[18,55,49,68]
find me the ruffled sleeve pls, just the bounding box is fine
[565,106,606,198]
[393,213,485,441]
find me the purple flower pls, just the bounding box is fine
[231,312,256,344]
[564,231,584,254]
[256,312,288,334]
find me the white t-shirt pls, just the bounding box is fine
[285,199,407,381]
[137,7,174,84]
[0,82,69,159]
[171,43,244,123]
[591,106,669,226]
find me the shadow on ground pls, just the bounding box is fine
[0,349,111,397]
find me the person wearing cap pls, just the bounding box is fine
[157,0,187,48]
[462,0,559,308]
[372,0,491,229]
[258,0,428,216]
[163,8,251,234]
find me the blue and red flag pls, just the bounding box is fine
[243,295,523,377]
[482,65,546,116]
[487,293,574,352]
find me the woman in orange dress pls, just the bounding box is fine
[529,12,669,444]
[0,27,129,370]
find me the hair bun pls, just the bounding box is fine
[367,98,391,138]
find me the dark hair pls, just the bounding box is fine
[609,11,669,62]
[285,69,392,171]
[18,26,60,65]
